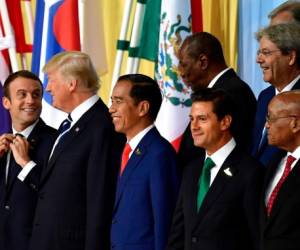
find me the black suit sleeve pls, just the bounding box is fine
[166,183,185,250]
[243,164,265,250]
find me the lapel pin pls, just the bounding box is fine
[224,167,233,177]
[135,148,142,155]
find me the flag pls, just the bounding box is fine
[155,0,193,151]
[6,0,32,53]
[191,0,202,32]
[81,0,107,76]
[137,0,162,62]
[0,80,11,134]
[0,14,11,134]
[202,0,238,70]
[32,0,80,128]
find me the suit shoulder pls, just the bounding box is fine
[149,133,176,155]
[233,151,264,180]
[258,85,274,99]
[35,119,57,138]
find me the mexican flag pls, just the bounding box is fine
[137,0,193,151]
[155,0,192,151]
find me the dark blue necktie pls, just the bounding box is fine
[57,114,72,141]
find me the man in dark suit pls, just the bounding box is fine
[177,32,256,167]
[109,74,180,250]
[0,70,57,250]
[252,23,300,166]
[22,52,124,250]
[261,90,300,250]
[167,88,263,250]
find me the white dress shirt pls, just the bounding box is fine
[49,95,99,159]
[205,138,236,186]
[275,74,300,95]
[5,119,39,182]
[127,124,154,158]
[265,146,300,205]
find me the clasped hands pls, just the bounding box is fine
[0,134,30,167]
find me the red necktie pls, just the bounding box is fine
[267,155,296,216]
[120,143,132,175]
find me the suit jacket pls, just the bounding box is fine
[0,119,57,250]
[251,79,300,166]
[260,150,300,250]
[177,69,257,168]
[111,127,180,250]
[167,146,264,250]
[28,99,125,250]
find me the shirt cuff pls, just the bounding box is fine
[17,161,37,181]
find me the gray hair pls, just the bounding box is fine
[268,1,300,22]
[256,23,300,67]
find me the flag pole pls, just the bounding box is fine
[126,0,146,74]
[0,0,19,72]
[111,0,133,92]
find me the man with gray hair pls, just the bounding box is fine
[252,23,300,166]
[22,51,124,250]
[269,0,300,25]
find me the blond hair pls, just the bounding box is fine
[43,51,100,93]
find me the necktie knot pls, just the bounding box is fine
[120,143,132,175]
[15,133,24,138]
[58,114,72,135]
[203,157,215,172]
[286,155,296,169]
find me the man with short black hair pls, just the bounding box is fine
[167,88,262,250]
[0,70,57,250]
[177,32,256,167]
[109,74,179,250]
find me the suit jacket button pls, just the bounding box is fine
[4,205,10,210]
[191,237,197,243]
[30,183,36,189]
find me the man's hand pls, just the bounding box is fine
[0,134,14,158]
[10,135,30,168]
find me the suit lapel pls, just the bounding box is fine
[113,128,157,212]
[188,160,203,221]
[193,147,240,228]
[266,156,300,226]
[41,119,84,182]
[41,100,101,183]
[6,156,19,192]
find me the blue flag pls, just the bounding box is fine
[0,83,11,134]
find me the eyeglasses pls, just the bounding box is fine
[256,49,281,57]
[265,114,299,123]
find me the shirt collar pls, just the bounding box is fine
[290,146,300,161]
[69,95,99,125]
[12,119,39,138]
[128,124,154,153]
[207,67,231,88]
[205,137,236,167]
[275,74,300,95]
